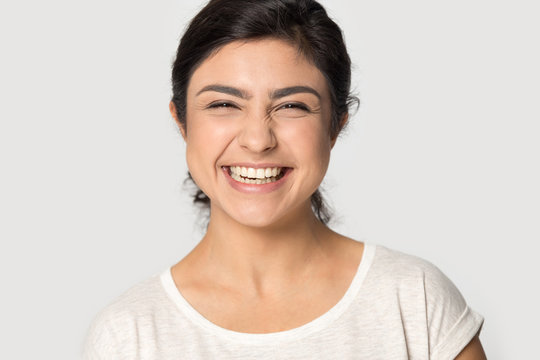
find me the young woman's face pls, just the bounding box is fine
[180,38,335,228]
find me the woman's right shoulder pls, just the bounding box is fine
[94,273,164,319]
[82,272,168,359]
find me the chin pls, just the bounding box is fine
[228,208,283,229]
[219,200,312,230]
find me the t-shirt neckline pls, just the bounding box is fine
[160,242,376,345]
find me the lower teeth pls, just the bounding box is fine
[231,173,278,184]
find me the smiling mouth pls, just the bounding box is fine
[226,166,286,184]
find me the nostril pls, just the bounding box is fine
[237,128,277,152]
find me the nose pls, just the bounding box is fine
[237,114,277,153]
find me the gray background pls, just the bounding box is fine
[1,0,538,358]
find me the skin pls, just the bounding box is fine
[170,38,361,333]
[456,335,487,359]
[181,39,335,230]
[169,38,486,357]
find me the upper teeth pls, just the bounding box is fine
[230,166,281,179]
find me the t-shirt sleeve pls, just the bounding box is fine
[82,303,141,360]
[82,310,121,360]
[421,261,484,360]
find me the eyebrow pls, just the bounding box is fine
[196,85,250,99]
[271,86,321,100]
[196,84,321,100]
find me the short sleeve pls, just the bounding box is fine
[422,262,484,360]
[82,275,170,359]
[82,310,120,360]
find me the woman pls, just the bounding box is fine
[84,0,486,358]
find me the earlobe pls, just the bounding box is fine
[169,101,187,140]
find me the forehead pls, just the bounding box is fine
[188,39,329,97]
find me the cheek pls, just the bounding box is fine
[185,117,225,159]
[184,140,206,194]
[183,117,235,190]
[286,120,332,162]
[183,119,214,190]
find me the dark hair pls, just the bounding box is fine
[171,0,358,224]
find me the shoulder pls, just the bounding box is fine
[369,245,468,316]
[368,244,484,359]
[95,274,165,322]
[370,244,462,295]
[83,273,168,359]
[371,244,445,274]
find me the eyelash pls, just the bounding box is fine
[207,102,310,112]
[278,103,310,112]
[207,102,239,109]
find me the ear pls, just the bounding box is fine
[330,113,349,149]
[169,101,187,140]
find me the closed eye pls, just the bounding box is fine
[207,101,239,110]
[279,103,310,111]
[275,102,312,115]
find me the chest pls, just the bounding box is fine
[181,281,349,333]
[136,303,428,360]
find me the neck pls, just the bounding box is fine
[191,202,336,298]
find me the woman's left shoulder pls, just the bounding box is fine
[370,244,460,287]
[366,244,481,333]
[367,244,484,359]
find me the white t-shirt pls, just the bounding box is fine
[83,244,483,359]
